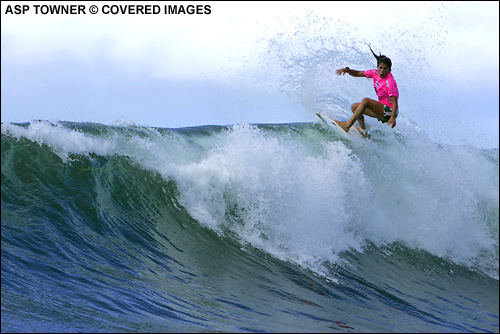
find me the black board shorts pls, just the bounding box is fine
[378,105,398,123]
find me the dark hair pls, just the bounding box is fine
[369,45,392,69]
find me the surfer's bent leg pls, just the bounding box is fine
[336,98,370,132]
[336,98,385,132]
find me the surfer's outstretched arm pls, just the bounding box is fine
[335,67,366,77]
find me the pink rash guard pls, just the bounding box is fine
[364,69,399,108]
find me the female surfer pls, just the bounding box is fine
[334,46,399,136]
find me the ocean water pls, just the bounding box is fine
[2,117,498,332]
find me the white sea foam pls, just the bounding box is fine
[156,122,499,279]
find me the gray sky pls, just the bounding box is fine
[2,1,498,148]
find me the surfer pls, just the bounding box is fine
[334,46,399,136]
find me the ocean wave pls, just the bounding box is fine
[2,120,499,332]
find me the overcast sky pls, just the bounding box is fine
[1,1,498,148]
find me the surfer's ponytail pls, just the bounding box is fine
[368,45,392,69]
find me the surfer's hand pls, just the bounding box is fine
[388,117,396,128]
[336,68,348,76]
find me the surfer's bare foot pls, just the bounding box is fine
[333,119,350,133]
[355,126,371,138]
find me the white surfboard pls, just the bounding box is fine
[316,112,368,141]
